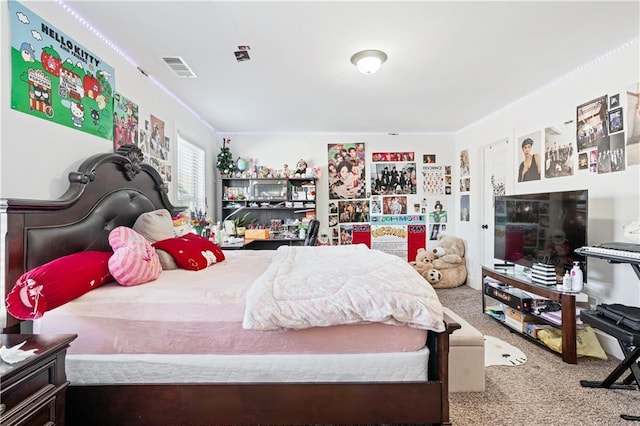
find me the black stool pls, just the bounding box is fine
[580,309,640,421]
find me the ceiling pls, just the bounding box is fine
[64,1,640,135]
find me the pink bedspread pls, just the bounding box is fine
[36,250,428,355]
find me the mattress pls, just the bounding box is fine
[38,248,433,384]
[66,348,430,384]
[36,250,428,355]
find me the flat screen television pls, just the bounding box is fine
[493,189,588,281]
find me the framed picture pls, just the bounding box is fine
[576,95,608,151]
[610,93,620,109]
[608,107,624,133]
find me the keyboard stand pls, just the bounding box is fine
[579,310,640,421]
[575,246,640,421]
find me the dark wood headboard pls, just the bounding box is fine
[1,146,183,332]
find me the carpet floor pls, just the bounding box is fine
[437,284,640,425]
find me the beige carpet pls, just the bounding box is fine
[437,285,640,425]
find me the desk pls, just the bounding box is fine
[221,238,305,250]
[245,238,304,250]
[221,240,245,250]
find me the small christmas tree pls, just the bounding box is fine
[216,138,235,175]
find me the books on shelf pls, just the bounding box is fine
[485,305,505,321]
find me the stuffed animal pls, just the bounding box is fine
[294,159,307,177]
[172,212,193,237]
[410,248,436,276]
[426,234,468,288]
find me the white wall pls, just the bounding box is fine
[0,1,216,209]
[456,42,640,309]
[216,133,456,240]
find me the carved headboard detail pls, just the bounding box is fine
[1,148,183,332]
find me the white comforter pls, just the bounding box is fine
[243,245,445,332]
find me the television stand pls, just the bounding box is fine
[482,266,579,364]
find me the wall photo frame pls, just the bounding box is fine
[608,107,624,133]
[576,95,608,152]
[610,93,620,109]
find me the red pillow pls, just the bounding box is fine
[181,233,225,262]
[5,251,114,320]
[153,234,225,271]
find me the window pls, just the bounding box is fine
[176,134,206,212]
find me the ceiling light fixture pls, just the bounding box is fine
[350,49,387,75]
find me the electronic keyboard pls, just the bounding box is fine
[576,243,640,263]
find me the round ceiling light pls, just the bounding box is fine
[350,49,388,75]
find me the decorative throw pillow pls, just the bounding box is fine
[108,226,162,286]
[182,233,226,262]
[153,233,225,271]
[133,209,178,270]
[5,251,114,320]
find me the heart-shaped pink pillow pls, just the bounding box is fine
[108,226,162,286]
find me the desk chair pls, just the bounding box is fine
[304,219,320,246]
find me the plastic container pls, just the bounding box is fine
[570,261,584,292]
[562,271,572,291]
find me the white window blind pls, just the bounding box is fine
[176,134,206,212]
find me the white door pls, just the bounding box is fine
[480,138,513,269]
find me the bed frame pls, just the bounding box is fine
[1,147,459,425]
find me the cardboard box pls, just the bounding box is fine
[525,323,557,339]
[244,229,270,240]
[504,307,542,332]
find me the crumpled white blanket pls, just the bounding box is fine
[243,245,445,332]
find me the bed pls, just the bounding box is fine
[1,146,459,425]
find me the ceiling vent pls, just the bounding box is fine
[161,56,197,78]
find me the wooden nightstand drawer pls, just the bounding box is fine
[1,359,58,416]
[2,388,59,426]
[1,334,76,426]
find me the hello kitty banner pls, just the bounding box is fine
[9,1,116,140]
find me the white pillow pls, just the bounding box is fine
[133,209,178,270]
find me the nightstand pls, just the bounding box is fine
[0,334,77,426]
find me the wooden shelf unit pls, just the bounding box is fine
[481,266,580,364]
[219,177,316,229]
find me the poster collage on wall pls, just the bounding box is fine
[327,144,452,261]
[574,90,638,174]
[116,102,173,184]
[516,87,640,184]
